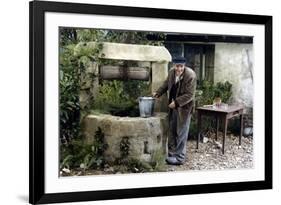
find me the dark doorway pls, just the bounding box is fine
[165,42,215,84]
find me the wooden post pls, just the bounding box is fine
[239,113,244,145]
[216,116,219,141]
[197,111,201,149]
[222,116,228,155]
[151,62,168,112]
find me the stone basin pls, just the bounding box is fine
[82,112,169,163]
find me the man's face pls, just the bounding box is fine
[174,63,185,75]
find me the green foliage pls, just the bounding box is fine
[59,44,81,143]
[95,80,129,107]
[60,140,93,169]
[79,153,97,171]
[114,158,154,173]
[60,154,73,170]
[126,159,153,173]
[103,30,166,45]
[76,29,106,42]
[74,42,104,65]
[93,79,149,117]
[59,28,78,46]
[60,127,107,171]
[123,79,151,99]
[114,154,166,173]
[196,81,232,106]
[215,81,232,100]
[59,29,105,143]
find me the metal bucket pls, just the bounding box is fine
[138,97,155,117]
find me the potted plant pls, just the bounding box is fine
[213,89,222,107]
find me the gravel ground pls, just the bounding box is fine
[167,132,253,172]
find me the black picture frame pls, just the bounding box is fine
[29,0,272,204]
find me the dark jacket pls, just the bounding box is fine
[156,67,197,124]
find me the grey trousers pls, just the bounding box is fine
[168,109,192,162]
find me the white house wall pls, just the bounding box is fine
[214,43,254,109]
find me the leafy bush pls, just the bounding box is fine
[60,139,93,170]
[59,29,105,143]
[94,80,129,108]
[59,44,81,143]
[196,81,232,106]
[93,79,150,117]
[60,127,107,172]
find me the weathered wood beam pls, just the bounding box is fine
[100,65,149,81]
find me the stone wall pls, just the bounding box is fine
[82,112,169,163]
[214,43,254,109]
[151,62,169,112]
[79,62,99,110]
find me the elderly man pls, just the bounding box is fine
[153,56,197,165]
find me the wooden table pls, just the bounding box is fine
[196,105,244,154]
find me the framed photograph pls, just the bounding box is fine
[29,0,272,204]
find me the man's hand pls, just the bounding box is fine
[153,92,160,98]
[168,101,176,109]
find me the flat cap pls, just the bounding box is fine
[172,56,186,64]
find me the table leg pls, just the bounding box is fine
[196,112,201,149]
[239,114,243,145]
[216,116,219,141]
[222,116,228,154]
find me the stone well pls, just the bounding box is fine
[83,112,169,163]
[77,42,172,164]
